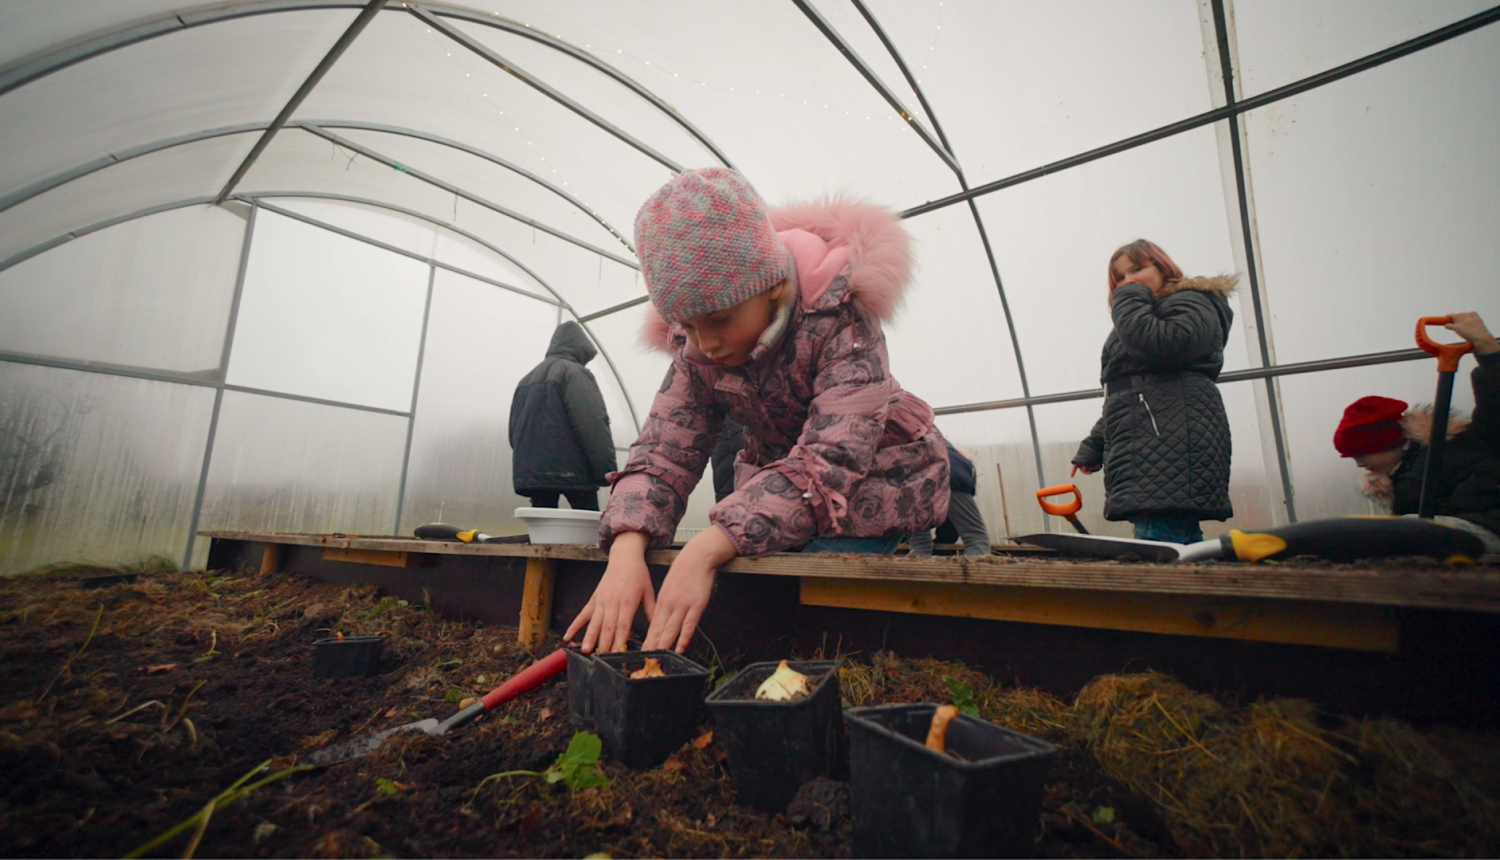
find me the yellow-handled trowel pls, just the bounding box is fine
[1016,516,1484,565]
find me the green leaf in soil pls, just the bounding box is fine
[1092,805,1116,825]
[942,675,980,717]
[444,690,463,704]
[374,777,401,796]
[544,731,607,790]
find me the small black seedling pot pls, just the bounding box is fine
[587,651,709,769]
[704,659,843,812]
[312,636,384,678]
[845,703,1057,858]
[565,646,597,728]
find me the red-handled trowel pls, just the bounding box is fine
[305,647,568,765]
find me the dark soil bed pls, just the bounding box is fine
[1,564,1496,858]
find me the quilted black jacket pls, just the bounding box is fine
[1072,277,1237,522]
[510,322,617,493]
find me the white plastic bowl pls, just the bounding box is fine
[514,507,602,545]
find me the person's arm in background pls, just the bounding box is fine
[1072,415,1105,476]
[563,365,618,485]
[1110,283,1221,364]
[1447,312,1500,447]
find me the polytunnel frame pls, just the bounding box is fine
[0,1,1495,567]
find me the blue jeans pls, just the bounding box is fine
[801,535,904,554]
[1132,517,1203,544]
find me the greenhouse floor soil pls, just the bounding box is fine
[2,564,1498,858]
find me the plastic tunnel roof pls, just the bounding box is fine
[1,0,1498,571]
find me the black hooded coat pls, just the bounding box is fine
[1072,277,1237,522]
[510,322,617,494]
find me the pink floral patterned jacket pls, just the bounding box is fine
[599,199,950,557]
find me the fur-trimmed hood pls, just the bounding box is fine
[1157,275,1238,298]
[1359,404,1471,505]
[641,196,913,353]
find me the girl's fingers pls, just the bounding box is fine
[595,606,618,655]
[676,606,703,654]
[656,609,686,653]
[610,601,636,653]
[564,601,593,643]
[641,582,658,622]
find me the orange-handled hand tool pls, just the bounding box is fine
[1036,484,1090,534]
[1414,317,1475,518]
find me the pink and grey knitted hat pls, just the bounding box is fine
[634,168,790,323]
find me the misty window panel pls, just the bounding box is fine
[974,124,1247,397]
[860,0,1213,188]
[1277,360,1475,523]
[275,199,443,261]
[1243,27,1500,365]
[197,390,408,537]
[0,362,213,575]
[884,202,1026,409]
[226,209,429,412]
[0,9,359,207]
[396,268,568,537]
[0,205,244,374]
[1233,0,1494,97]
[288,11,677,246]
[0,134,255,269]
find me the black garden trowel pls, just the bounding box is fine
[1016,516,1485,565]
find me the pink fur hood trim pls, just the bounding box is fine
[640,196,913,352]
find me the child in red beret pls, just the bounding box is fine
[1333,312,1500,553]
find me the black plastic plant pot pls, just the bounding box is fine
[565,646,597,729]
[588,651,709,769]
[704,659,843,813]
[312,636,384,678]
[844,703,1057,859]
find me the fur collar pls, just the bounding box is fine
[641,196,913,353]
[1356,405,1472,506]
[1156,275,1238,298]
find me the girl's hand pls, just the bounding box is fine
[642,526,738,654]
[1446,312,1499,355]
[1071,464,1096,476]
[565,531,655,653]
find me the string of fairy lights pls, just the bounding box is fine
[363,2,946,254]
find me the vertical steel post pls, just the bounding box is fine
[850,0,1050,526]
[1209,0,1298,522]
[182,202,257,569]
[392,264,437,536]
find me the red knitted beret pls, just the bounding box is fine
[1333,396,1408,457]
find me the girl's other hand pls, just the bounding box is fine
[642,526,738,654]
[565,531,655,653]
[1071,464,1096,476]
[1446,312,1499,355]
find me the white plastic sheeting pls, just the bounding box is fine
[0,0,1496,572]
[0,205,245,374]
[0,363,214,575]
[397,267,569,536]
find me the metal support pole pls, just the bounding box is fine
[1209,0,1297,522]
[850,0,1048,518]
[791,0,962,176]
[214,0,388,203]
[182,203,257,569]
[393,264,436,536]
[297,123,639,268]
[410,5,683,174]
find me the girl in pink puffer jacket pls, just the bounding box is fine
[566,168,950,655]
